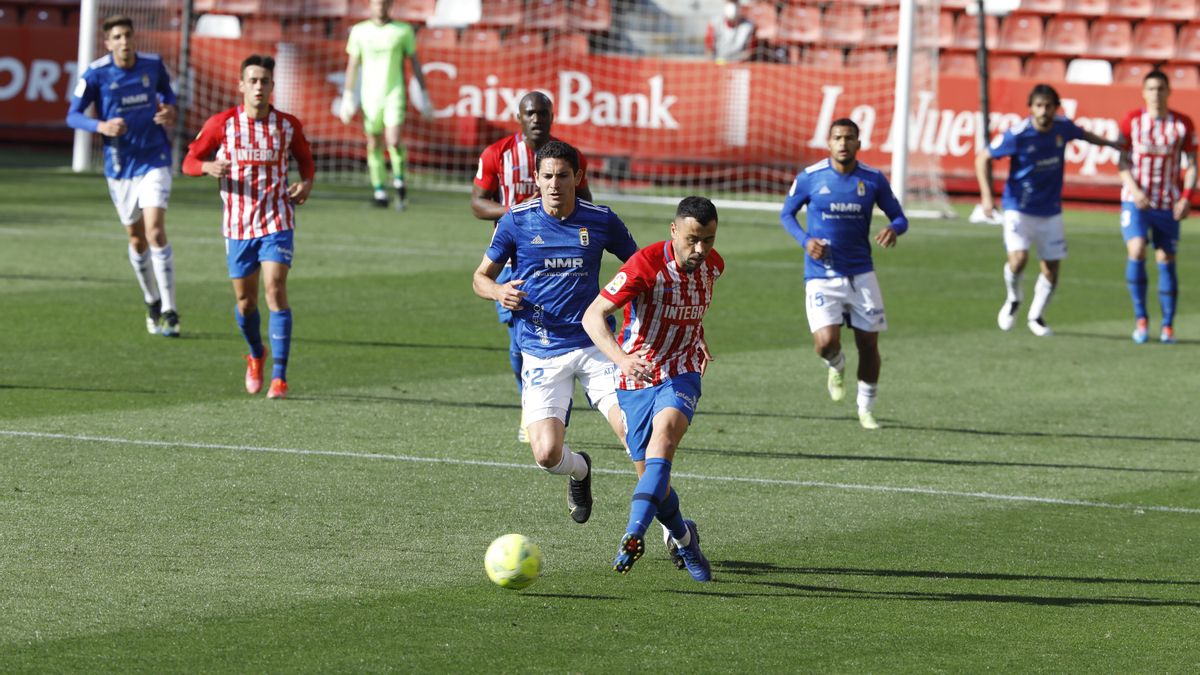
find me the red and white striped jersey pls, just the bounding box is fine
[474,132,589,209]
[1119,108,1197,210]
[183,105,315,240]
[600,240,724,391]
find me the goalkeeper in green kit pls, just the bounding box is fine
[340,0,433,209]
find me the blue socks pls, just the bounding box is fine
[236,308,265,359]
[626,457,673,538]
[1126,259,1148,320]
[656,487,688,541]
[269,309,292,381]
[507,323,523,394]
[1158,261,1177,327]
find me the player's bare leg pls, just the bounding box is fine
[813,324,846,402]
[385,124,406,210]
[124,218,161,334]
[527,417,592,523]
[262,262,292,399]
[853,329,881,430]
[999,249,1028,331]
[142,207,179,336]
[1026,258,1059,337]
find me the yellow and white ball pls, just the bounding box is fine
[484,533,543,590]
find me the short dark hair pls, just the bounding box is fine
[240,54,276,76]
[675,196,718,226]
[534,140,579,173]
[103,15,133,35]
[1027,83,1060,107]
[829,118,859,138]
[1144,69,1170,88]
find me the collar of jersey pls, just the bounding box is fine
[534,198,582,226]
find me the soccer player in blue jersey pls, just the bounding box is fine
[781,118,907,430]
[472,140,639,524]
[67,15,181,336]
[975,84,1118,337]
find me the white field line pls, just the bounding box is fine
[3,429,1198,515]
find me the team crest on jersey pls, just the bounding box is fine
[142,74,150,88]
[579,227,589,246]
[605,272,627,294]
[856,181,865,197]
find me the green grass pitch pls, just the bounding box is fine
[1,164,1198,671]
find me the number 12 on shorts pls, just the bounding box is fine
[523,367,545,387]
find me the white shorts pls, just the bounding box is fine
[106,166,172,226]
[1002,210,1067,260]
[805,271,888,333]
[521,345,620,426]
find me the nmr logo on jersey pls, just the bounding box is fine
[829,202,863,213]
[544,257,584,269]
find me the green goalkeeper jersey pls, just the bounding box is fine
[346,19,416,110]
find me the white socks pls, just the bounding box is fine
[128,244,159,304]
[1003,262,1023,304]
[1028,274,1055,321]
[823,351,846,372]
[857,381,877,414]
[150,244,176,313]
[543,444,589,481]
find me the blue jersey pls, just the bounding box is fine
[987,115,1085,216]
[66,52,176,179]
[486,198,639,358]
[780,159,909,280]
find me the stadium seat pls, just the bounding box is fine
[1114,61,1156,85]
[1043,17,1089,55]
[866,6,900,47]
[1176,23,1200,61]
[953,12,999,50]
[524,0,567,30]
[479,0,522,27]
[549,31,589,56]
[743,0,778,43]
[940,51,978,77]
[393,0,436,23]
[242,16,284,40]
[991,54,1024,79]
[502,29,544,53]
[802,46,844,68]
[195,13,242,38]
[1155,0,1199,21]
[846,48,889,70]
[937,10,955,49]
[461,26,500,51]
[1024,55,1068,80]
[0,5,16,24]
[288,17,329,39]
[200,0,262,14]
[416,25,457,50]
[567,0,612,32]
[820,5,866,45]
[24,7,60,27]
[298,0,346,18]
[1089,18,1133,58]
[255,0,302,17]
[846,0,885,6]
[1109,0,1153,17]
[777,4,821,44]
[998,14,1044,53]
[1063,0,1109,15]
[1018,0,1065,12]
[1164,62,1200,87]
[1066,57,1114,83]
[1133,21,1178,60]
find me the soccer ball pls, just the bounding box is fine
[484,533,543,590]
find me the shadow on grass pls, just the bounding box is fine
[181,332,507,353]
[290,392,521,411]
[713,560,1200,587]
[0,273,126,284]
[0,383,162,395]
[521,592,622,600]
[1055,330,1199,346]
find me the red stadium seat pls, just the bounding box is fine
[1176,23,1200,61]
[1164,62,1200,87]
[1043,16,1090,55]
[866,6,900,47]
[205,0,262,14]
[242,16,283,40]
[953,12,999,50]
[549,32,589,55]
[1018,0,1065,12]
[991,54,1024,79]
[1110,0,1154,17]
[297,0,347,18]
[940,51,978,77]
[1024,55,1068,81]
[802,46,843,68]
[416,25,457,50]
[256,0,302,17]
[461,26,501,51]
[24,7,61,28]
[503,29,544,53]
[568,0,612,32]
[1063,0,1109,14]
[846,48,889,70]
[941,0,973,8]
[937,10,955,49]
[1133,21,1178,60]
[393,0,436,23]
[846,0,886,6]
[524,0,567,31]
[742,0,778,43]
[0,5,17,24]
[998,14,1044,53]
[1114,61,1157,85]
[1089,18,1133,58]
[288,18,329,39]
[1155,0,1199,21]
[820,4,866,45]
[479,0,522,27]
[777,4,821,44]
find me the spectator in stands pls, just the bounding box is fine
[705,0,755,63]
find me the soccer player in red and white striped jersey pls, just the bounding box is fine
[471,92,592,440]
[583,196,723,582]
[183,54,315,399]
[1118,70,1197,344]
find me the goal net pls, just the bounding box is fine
[84,0,951,215]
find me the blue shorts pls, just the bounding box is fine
[226,230,294,279]
[616,372,702,462]
[1120,203,1180,254]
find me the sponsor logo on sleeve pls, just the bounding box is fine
[604,272,627,294]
